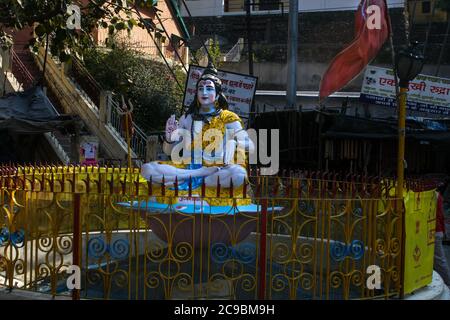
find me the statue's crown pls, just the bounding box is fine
[202,61,218,77]
[199,61,222,91]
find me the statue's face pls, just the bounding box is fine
[197,79,217,107]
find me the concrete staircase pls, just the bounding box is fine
[1,47,73,165]
[31,47,149,163]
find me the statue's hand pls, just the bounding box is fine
[165,115,178,142]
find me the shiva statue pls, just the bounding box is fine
[140,63,254,207]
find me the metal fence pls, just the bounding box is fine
[0,165,403,300]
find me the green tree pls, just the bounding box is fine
[0,0,156,61]
[83,43,186,132]
[208,38,223,68]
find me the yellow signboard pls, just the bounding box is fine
[404,190,437,294]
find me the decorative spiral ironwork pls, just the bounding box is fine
[296,243,314,263]
[86,269,103,285]
[0,228,25,247]
[174,242,192,263]
[348,240,364,260]
[234,243,256,264]
[271,274,288,292]
[110,239,129,260]
[211,242,256,265]
[211,243,231,264]
[87,236,129,260]
[14,260,25,276]
[352,207,363,217]
[173,273,193,293]
[389,238,401,255]
[298,273,314,291]
[208,276,229,294]
[88,237,107,259]
[0,256,7,272]
[330,240,365,261]
[330,241,348,262]
[223,260,244,280]
[38,236,54,253]
[146,272,161,289]
[298,201,308,212]
[238,274,256,292]
[57,235,73,254]
[146,241,167,262]
[112,270,128,287]
[0,227,9,245]
[350,270,364,287]
[272,242,290,263]
[330,272,344,289]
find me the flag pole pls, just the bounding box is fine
[125,112,132,171]
[386,1,405,299]
[286,0,299,109]
[121,95,133,173]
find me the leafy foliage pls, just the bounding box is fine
[0,0,157,60]
[83,42,186,132]
[208,38,223,68]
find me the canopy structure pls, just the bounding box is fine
[0,86,81,134]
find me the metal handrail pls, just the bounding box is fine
[10,49,35,89]
[224,38,243,62]
[67,56,148,160]
[110,97,148,160]
[70,57,103,106]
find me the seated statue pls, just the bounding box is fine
[141,64,255,207]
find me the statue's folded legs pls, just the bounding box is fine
[141,63,254,190]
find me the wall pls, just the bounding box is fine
[183,0,404,16]
[95,1,188,63]
[185,8,406,55]
[410,0,448,23]
[181,0,223,17]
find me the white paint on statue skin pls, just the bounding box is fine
[197,79,217,109]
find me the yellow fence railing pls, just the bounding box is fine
[0,165,409,300]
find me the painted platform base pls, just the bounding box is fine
[118,200,283,246]
[118,200,283,215]
[405,271,450,300]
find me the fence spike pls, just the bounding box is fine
[174,176,178,197]
[229,178,233,198]
[216,176,221,198]
[161,175,165,196]
[201,178,206,198]
[148,176,153,196]
[188,176,192,197]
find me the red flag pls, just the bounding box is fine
[319,0,391,101]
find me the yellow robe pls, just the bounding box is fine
[155,110,251,206]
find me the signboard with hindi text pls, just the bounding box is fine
[183,65,258,118]
[360,65,450,115]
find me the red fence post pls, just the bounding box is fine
[72,193,81,300]
[258,198,268,300]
